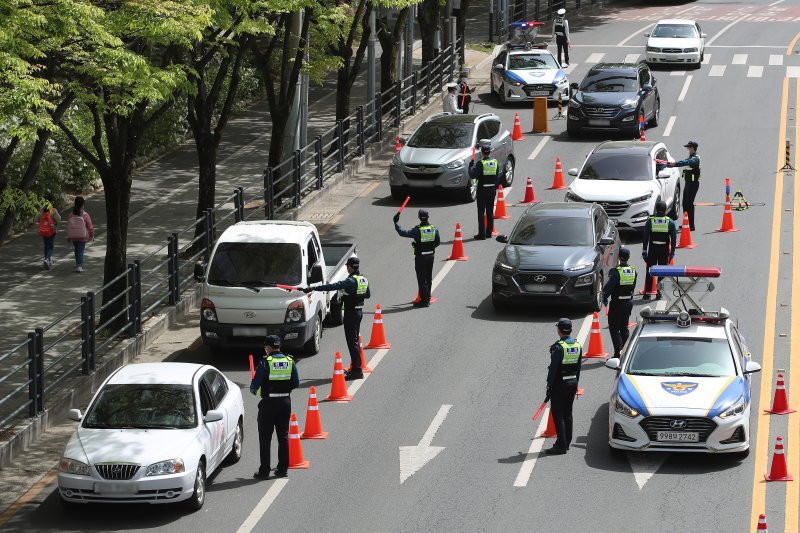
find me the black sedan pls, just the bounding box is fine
[492,202,621,311]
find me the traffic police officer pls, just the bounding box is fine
[546,318,582,455]
[468,139,500,240]
[458,75,472,114]
[553,8,570,67]
[443,82,462,114]
[303,256,370,379]
[393,208,441,307]
[641,200,677,299]
[668,141,701,231]
[602,247,637,358]
[250,335,299,480]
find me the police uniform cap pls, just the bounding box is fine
[655,199,667,213]
[479,139,492,151]
[418,208,429,219]
[346,255,360,267]
[683,141,698,149]
[557,8,566,15]
[556,318,572,332]
[619,247,630,260]
[446,82,458,89]
[264,334,282,347]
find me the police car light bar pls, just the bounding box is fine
[649,265,721,278]
[511,21,545,27]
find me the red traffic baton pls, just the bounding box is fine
[275,284,300,291]
[532,400,549,421]
[248,354,255,380]
[398,196,411,213]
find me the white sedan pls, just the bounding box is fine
[644,19,707,69]
[58,363,244,510]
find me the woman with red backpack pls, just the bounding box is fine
[66,196,94,273]
[38,198,61,270]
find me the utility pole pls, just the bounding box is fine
[283,10,304,161]
[367,6,377,119]
[405,6,414,79]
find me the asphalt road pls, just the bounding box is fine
[5,1,800,531]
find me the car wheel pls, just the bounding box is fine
[499,82,507,105]
[692,60,702,70]
[185,461,206,511]
[669,185,681,220]
[303,313,322,355]
[390,186,405,201]
[225,418,243,465]
[503,158,515,187]
[325,295,344,326]
[648,99,660,127]
[592,274,604,312]
[567,123,580,138]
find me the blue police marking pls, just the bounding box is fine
[661,382,699,396]
[272,361,289,370]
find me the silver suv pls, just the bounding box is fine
[388,113,515,202]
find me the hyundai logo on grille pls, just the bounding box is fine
[600,202,610,208]
[533,275,547,282]
[244,311,256,319]
[669,419,688,429]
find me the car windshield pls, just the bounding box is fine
[627,337,736,377]
[652,24,698,38]
[510,216,593,246]
[83,384,197,429]
[209,242,302,287]
[407,123,474,149]
[580,73,639,93]
[579,153,652,181]
[508,53,559,70]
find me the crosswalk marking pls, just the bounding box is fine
[770,55,784,66]
[788,66,800,78]
[709,65,726,76]
[670,70,687,76]
[702,54,712,64]
[624,53,640,63]
[747,66,764,78]
[586,53,605,64]
[564,63,578,75]
[732,54,748,65]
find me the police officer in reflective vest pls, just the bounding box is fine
[553,8,570,67]
[641,200,677,299]
[469,139,500,240]
[546,318,582,455]
[668,140,701,231]
[250,335,299,480]
[602,247,637,358]
[393,208,441,307]
[303,256,370,379]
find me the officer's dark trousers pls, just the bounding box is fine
[343,308,363,370]
[644,244,670,295]
[476,187,497,238]
[415,254,435,304]
[550,381,578,449]
[556,36,570,65]
[608,299,633,357]
[683,179,700,231]
[257,396,291,474]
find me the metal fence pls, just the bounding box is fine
[0,40,462,432]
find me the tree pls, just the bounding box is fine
[416,0,444,67]
[376,6,410,94]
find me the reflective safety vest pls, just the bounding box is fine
[682,154,700,182]
[257,353,294,397]
[554,17,566,36]
[557,339,581,380]
[343,274,369,309]
[479,157,499,187]
[415,225,438,255]
[614,265,636,299]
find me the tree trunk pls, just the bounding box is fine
[418,0,441,67]
[99,169,132,333]
[456,0,471,66]
[195,135,217,225]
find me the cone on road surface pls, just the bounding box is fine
[583,312,608,359]
[639,115,646,142]
[512,112,525,141]
[547,157,567,190]
[765,436,793,481]
[324,352,352,402]
[411,292,438,305]
[765,372,796,414]
[494,185,511,220]
[716,195,740,233]
[677,212,696,248]
[757,514,768,532]
[447,223,468,261]
[394,136,401,154]
[484,214,500,237]
[540,410,558,438]
[300,387,329,440]
[347,336,373,373]
[365,305,391,349]
[288,413,310,469]
[520,177,538,204]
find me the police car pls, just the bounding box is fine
[605,266,761,458]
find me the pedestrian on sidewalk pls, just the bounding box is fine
[442,83,462,114]
[38,198,61,270]
[393,208,441,308]
[66,196,94,273]
[546,318,582,455]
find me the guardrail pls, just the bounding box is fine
[0,40,461,432]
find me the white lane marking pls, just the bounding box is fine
[770,54,784,66]
[347,348,389,396]
[677,75,693,102]
[564,63,578,75]
[709,65,726,77]
[670,70,686,77]
[585,53,605,64]
[431,259,456,293]
[705,14,750,46]
[732,54,748,65]
[663,116,676,137]
[399,404,452,484]
[788,66,800,78]
[747,66,764,78]
[617,24,654,47]
[236,478,289,532]
[627,452,669,490]
[513,408,551,487]
[674,5,700,14]
[528,136,551,160]
[623,53,641,63]
[575,312,593,346]
[769,0,785,6]
[702,54,711,65]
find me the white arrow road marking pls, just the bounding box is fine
[399,404,452,484]
[513,407,551,487]
[236,478,289,533]
[627,452,669,490]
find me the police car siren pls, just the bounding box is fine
[508,21,547,50]
[640,265,729,323]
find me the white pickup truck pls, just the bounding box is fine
[193,220,356,355]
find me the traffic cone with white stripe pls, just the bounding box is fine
[540,410,558,438]
[300,387,328,439]
[520,177,538,204]
[639,115,646,142]
[547,157,567,190]
[394,136,401,154]
[484,214,499,237]
[756,513,768,532]
[677,212,696,248]
[288,413,310,469]
[765,372,796,414]
[764,436,792,481]
[324,352,352,402]
[494,185,511,220]
[365,304,391,349]
[512,112,525,141]
[583,312,608,359]
[447,222,468,261]
[716,194,740,233]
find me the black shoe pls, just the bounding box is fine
[412,301,429,308]
[690,226,696,231]
[642,294,651,300]
[545,446,567,455]
[273,471,288,478]
[655,292,662,300]
[473,234,486,240]
[253,471,271,480]
[344,370,364,380]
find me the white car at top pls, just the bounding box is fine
[644,19,707,69]
[57,363,244,510]
[491,47,570,104]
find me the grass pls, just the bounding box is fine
[467,41,496,54]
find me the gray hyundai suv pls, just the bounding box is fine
[388,113,515,202]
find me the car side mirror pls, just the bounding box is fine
[568,168,578,177]
[700,33,707,38]
[598,236,615,246]
[643,33,650,37]
[744,361,762,374]
[194,262,206,283]
[309,264,324,284]
[657,170,671,179]
[494,63,504,70]
[204,410,224,423]
[605,358,621,370]
[495,235,508,243]
[570,82,579,90]
[642,83,653,92]
[68,408,83,422]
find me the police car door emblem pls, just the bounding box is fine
[661,382,698,396]
[533,275,547,282]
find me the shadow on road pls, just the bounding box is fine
[468,294,591,323]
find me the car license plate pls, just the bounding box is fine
[656,431,699,442]
[529,90,549,96]
[588,118,611,127]
[95,481,138,494]
[524,283,557,293]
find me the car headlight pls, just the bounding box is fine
[684,47,698,53]
[614,395,639,418]
[567,262,594,272]
[629,192,653,203]
[59,457,91,476]
[646,46,661,53]
[285,300,304,323]
[556,77,568,85]
[719,396,747,419]
[565,191,584,202]
[201,298,218,322]
[444,157,466,170]
[146,459,185,476]
[495,260,517,273]
[574,272,595,286]
[568,99,582,109]
[620,99,638,110]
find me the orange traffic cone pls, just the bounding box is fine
[677,212,696,248]
[757,514,768,532]
[716,194,739,232]
[520,177,538,204]
[365,305,391,349]
[639,115,646,141]
[512,112,525,141]
[547,157,567,190]
[348,335,373,373]
[765,372,796,414]
[300,387,328,440]
[765,436,793,481]
[447,222,468,261]
[394,136,401,154]
[540,410,557,438]
[411,292,438,305]
[494,185,511,220]
[324,352,352,402]
[288,413,310,469]
[583,312,608,359]
[484,214,499,237]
